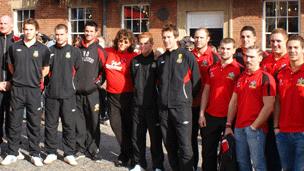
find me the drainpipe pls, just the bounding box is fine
[102,0,107,37]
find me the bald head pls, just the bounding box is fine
[0,15,13,35]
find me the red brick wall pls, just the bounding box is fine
[0,0,12,16]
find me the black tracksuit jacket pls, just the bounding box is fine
[0,32,17,81]
[45,44,81,99]
[156,47,201,108]
[130,51,157,108]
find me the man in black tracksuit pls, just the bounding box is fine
[0,15,18,144]
[156,24,201,171]
[43,24,81,166]
[74,21,106,161]
[2,19,50,167]
[130,32,164,171]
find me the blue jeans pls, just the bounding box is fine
[235,126,267,171]
[276,132,304,171]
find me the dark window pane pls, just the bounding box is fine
[277,17,287,30]
[78,8,84,19]
[278,1,287,16]
[133,6,141,19]
[288,17,298,32]
[266,18,275,32]
[133,20,140,32]
[78,21,85,32]
[86,8,93,19]
[266,34,271,49]
[141,6,149,18]
[24,10,29,19]
[71,21,77,32]
[17,11,22,21]
[124,20,132,30]
[124,6,132,19]
[141,19,149,32]
[31,10,35,18]
[266,2,276,16]
[71,8,77,19]
[288,1,298,16]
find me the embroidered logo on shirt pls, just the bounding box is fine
[296,78,304,87]
[33,51,39,58]
[135,63,140,67]
[201,59,208,66]
[176,53,183,63]
[65,52,71,59]
[105,60,122,71]
[94,104,100,112]
[16,49,22,52]
[210,71,215,78]
[227,72,235,80]
[249,80,257,89]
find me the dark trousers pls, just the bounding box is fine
[44,96,76,156]
[0,91,10,143]
[191,106,200,170]
[75,90,100,155]
[7,86,42,156]
[159,106,193,171]
[201,113,226,171]
[265,117,281,171]
[131,106,164,169]
[108,92,133,162]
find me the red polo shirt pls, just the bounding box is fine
[276,63,304,132]
[192,46,219,106]
[234,69,276,130]
[205,60,243,117]
[105,47,137,94]
[261,52,289,76]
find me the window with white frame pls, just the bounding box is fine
[122,4,150,34]
[264,0,299,49]
[14,10,35,35]
[69,8,93,40]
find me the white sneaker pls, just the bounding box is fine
[64,155,78,166]
[130,164,145,171]
[1,155,17,165]
[154,169,162,171]
[31,156,44,167]
[43,154,57,164]
[17,151,25,160]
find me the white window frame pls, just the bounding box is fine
[68,7,93,41]
[262,0,300,50]
[13,9,35,36]
[121,4,150,34]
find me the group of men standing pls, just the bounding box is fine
[0,13,303,171]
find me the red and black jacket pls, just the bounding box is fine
[156,47,201,108]
[0,32,19,81]
[75,40,107,95]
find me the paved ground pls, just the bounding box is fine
[0,121,202,171]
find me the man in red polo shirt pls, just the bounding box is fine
[261,28,289,171]
[274,35,304,171]
[191,27,219,170]
[199,38,242,171]
[225,46,276,171]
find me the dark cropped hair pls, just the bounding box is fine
[113,29,136,52]
[287,35,304,48]
[23,18,39,30]
[240,26,256,37]
[85,21,98,31]
[54,24,68,32]
[162,23,179,38]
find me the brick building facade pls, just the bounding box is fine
[0,0,303,50]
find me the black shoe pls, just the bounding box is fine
[91,149,102,163]
[114,158,128,167]
[75,151,85,160]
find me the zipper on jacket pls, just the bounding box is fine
[183,83,188,99]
